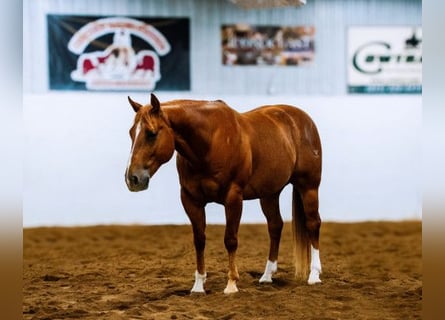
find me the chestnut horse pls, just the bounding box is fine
[125,94,322,294]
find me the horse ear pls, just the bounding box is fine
[150,93,161,114]
[128,96,142,113]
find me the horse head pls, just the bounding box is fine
[125,93,175,192]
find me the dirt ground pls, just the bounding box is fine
[23,221,421,319]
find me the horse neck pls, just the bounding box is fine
[163,102,213,165]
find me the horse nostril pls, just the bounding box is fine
[130,175,139,185]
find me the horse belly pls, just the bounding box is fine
[242,165,292,200]
[243,139,296,199]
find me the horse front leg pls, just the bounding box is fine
[181,189,207,293]
[259,195,283,283]
[223,185,243,294]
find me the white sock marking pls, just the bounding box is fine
[190,270,207,293]
[259,260,277,283]
[308,245,322,285]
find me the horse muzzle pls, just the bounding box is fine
[126,169,150,192]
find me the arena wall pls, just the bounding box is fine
[23,0,422,226]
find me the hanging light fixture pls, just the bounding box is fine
[228,0,306,9]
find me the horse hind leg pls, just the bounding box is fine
[291,120,322,284]
[298,186,322,285]
[259,194,283,283]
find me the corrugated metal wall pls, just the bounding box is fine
[24,0,421,95]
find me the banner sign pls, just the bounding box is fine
[347,26,422,94]
[221,24,315,66]
[47,15,190,91]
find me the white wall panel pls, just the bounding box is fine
[23,93,421,227]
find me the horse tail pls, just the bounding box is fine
[292,185,310,280]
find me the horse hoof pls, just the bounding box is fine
[190,290,206,295]
[259,260,277,283]
[307,271,322,285]
[259,279,273,284]
[224,280,239,294]
[259,275,273,283]
[223,287,239,294]
[308,278,322,285]
[191,271,207,293]
[190,286,206,294]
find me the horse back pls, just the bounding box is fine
[242,104,321,150]
[239,104,322,197]
[173,101,321,202]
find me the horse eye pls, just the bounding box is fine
[146,130,158,140]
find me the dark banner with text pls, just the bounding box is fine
[47,15,190,91]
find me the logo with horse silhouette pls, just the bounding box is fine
[68,17,170,91]
[47,15,190,91]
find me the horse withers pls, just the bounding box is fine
[125,93,322,294]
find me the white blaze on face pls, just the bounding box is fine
[126,120,142,184]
